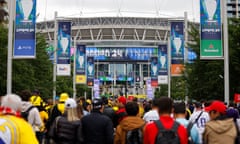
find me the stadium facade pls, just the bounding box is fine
[36,17,196,96]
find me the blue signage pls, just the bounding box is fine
[14,0,37,58]
[76,45,86,75]
[57,21,71,64]
[158,45,168,75]
[87,57,94,86]
[170,21,184,64]
[86,47,158,61]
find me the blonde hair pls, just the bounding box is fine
[66,108,80,121]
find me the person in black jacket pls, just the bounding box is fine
[49,98,83,144]
[102,97,115,122]
[82,98,114,144]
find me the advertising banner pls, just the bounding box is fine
[76,75,86,84]
[146,79,154,99]
[150,57,158,87]
[57,64,71,76]
[158,44,168,84]
[200,0,222,59]
[86,47,158,61]
[76,45,86,75]
[93,79,100,98]
[57,21,71,76]
[170,21,184,76]
[158,45,168,75]
[14,0,37,58]
[87,57,94,86]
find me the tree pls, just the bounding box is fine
[185,19,240,101]
[0,0,8,24]
[0,28,54,99]
[0,23,8,95]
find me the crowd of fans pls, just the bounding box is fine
[0,90,240,144]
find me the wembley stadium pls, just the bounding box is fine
[36,17,197,97]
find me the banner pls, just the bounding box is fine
[158,44,168,84]
[76,75,86,84]
[87,57,94,86]
[200,0,222,59]
[14,0,37,58]
[57,21,71,76]
[170,21,184,76]
[76,45,86,74]
[146,79,154,99]
[86,47,158,61]
[93,79,100,98]
[150,57,158,87]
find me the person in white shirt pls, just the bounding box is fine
[143,98,159,122]
[189,102,210,144]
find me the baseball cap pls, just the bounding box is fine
[65,98,77,108]
[59,93,69,102]
[92,98,103,109]
[205,100,227,114]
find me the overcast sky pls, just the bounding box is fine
[36,0,200,22]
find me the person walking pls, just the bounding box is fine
[143,97,188,144]
[203,100,237,144]
[114,101,145,144]
[189,102,209,144]
[174,102,200,144]
[82,98,114,144]
[49,98,83,144]
[18,90,43,143]
[143,98,159,123]
[0,94,38,144]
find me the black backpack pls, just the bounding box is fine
[21,106,35,121]
[154,120,180,144]
[126,124,145,144]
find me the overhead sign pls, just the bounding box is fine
[86,47,158,61]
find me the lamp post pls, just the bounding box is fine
[7,0,14,94]
[125,63,128,97]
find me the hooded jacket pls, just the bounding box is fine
[22,101,42,131]
[203,118,237,144]
[114,116,145,144]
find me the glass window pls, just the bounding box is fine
[142,64,150,77]
[110,64,125,76]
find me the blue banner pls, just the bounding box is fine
[14,0,37,58]
[86,47,158,61]
[158,45,168,75]
[94,79,100,98]
[200,0,222,58]
[150,57,158,87]
[57,21,71,64]
[76,45,86,75]
[87,57,94,86]
[170,21,184,64]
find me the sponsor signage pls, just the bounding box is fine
[200,0,222,59]
[14,0,37,58]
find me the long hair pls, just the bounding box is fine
[66,107,80,122]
